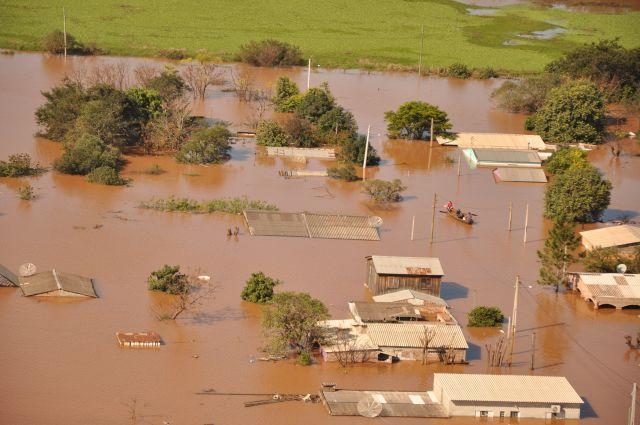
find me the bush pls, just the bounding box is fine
[158,48,188,60]
[0,153,45,177]
[317,106,357,135]
[256,120,289,147]
[148,265,188,294]
[363,179,406,204]
[35,81,87,141]
[583,247,640,273]
[327,163,358,181]
[468,306,504,327]
[54,133,122,175]
[86,166,128,186]
[175,124,232,164]
[339,134,380,166]
[384,101,452,140]
[273,76,300,112]
[16,184,35,201]
[282,116,317,148]
[475,67,498,79]
[139,196,278,214]
[146,67,188,103]
[543,147,588,175]
[41,30,98,55]
[544,165,611,223]
[238,39,303,67]
[241,272,281,304]
[446,63,471,79]
[295,85,336,123]
[491,73,561,113]
[297,351,312,366]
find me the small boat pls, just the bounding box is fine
[440,209,474,225]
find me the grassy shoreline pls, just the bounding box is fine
[1,1,638,73]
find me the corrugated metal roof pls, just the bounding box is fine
[243,211,309,237]
[437,133,546,150]
[305,213,380,241]
[365,323,468,349]
[350,302,423,322]
[372,290,448,307]
[579,225,640,249]
[576,273,640,287]
[434,374,583,404]
[369,256,443,276]
[0,264,18,287]
[472,149,541,165]
[322,389,448,417]
[266,146,336,159]
[493,167,547,183]
[19,270,97,297]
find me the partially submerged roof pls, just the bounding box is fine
[368,256,443,276]
[467,148,542,168]
[116,331,162,347]
[575,273,640,307]
[579,225,640,249]
[437,133,546,150]
[373,290,448,307]
[365,323,468,349]
[244,210,380,241]
[434,373,583,404]
[321,388,448,417]
[266,146,336,159]
[0,264,18,287]
[493,167,547,183]
[19,270,97,297]
[350,301,423,322]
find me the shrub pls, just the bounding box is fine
[86,166,128,186]
[295,85,336,123]
[317,106,357,135]
[446,63,471,79]
[41,30,98,55]
[297,351,312,366]
[468,306,504,327]
[0,153,45,177]
[327,163,358,181]
[363,179,407,204]
[158,48,189,60]
[475,67,498,79]
[339,134,380,166]
[241,272,281,304]
[16,184,35,201]
[139,196,278,215]
[125,87,163,122]
[256,120,289,147]
[384,101,452,140]
[148,265,188,294]
[54,133,122,175]
[145,164,166,175]
[491,73,561,113]
[35,81,87,141]
[282,116,317,148]
[146,67,188,103]
[273,76,300,112]
[238,39,303,67]
[543,147,588,175]
[175,124,232,164]
[583,247,640,273]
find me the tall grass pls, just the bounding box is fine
[139,196,278,215]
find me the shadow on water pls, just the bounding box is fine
[185,306,247,326]
[581,397,599,419]
[601,208,638,222]
[441,281,468,301]
[466,342,482,361]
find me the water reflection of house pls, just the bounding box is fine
[579,224,640,251]
[0,264,18,287]
[19,270,97,298]
[365,256,443,296]
[570,272,640,309]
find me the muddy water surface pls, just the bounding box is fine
[0,53,639,425]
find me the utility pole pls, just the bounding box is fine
[508,201,513,231]
[362,124,370,181]
[457,149,462,176]
[63,7,68,61]
[430,193,437,244]
[523,203,529,243]
[307,58,311,90]
[418,24,424,76]
[508,275,520,366]
[630,382,637,425]
[530,332,536,371]
[411,215,415,241]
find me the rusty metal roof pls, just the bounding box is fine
[0,264,18,287]
[368,256,443,276]
[116,332,162,345]
[321,389,448,417]
[19,270,97,297]
[364,323,468,349]
[433,374,583,404]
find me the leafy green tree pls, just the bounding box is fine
[86,166,128,186]
[384,101,452,140]
[282,116,317,148]
[241,272,281,304]
[273,76,300,112]
[125,87,163,122]
[262,291,329,357]
[583,247,640,273]
[467,306,503,327]
[0,153,45,177]
[492,73,561,113]
[146,67,188,103]
[54,133,122,175]
[317,106,357,135]
[148,265,188,294]
[537,220,580,292]
[35,81,87,141]
[339,134,380,166]
[175,124,232,164]
[528,80,606,144]
[295,84,335,123]
[363,179,407,204]
[256,120,288,147]
[544,165,611,223]
[543,147,588,175]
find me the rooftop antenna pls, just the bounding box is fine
[617,264,628,274]
[19,263,37,277]
[357,397,382,418]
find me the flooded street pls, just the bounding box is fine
[0,52,639,425]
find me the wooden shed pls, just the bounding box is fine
[365,256,443,296]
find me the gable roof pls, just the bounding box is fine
[437,133,546,150]
[372,290,448,307]
[493,167,547,183]
[350,301,423,322]
[579,225,640,249]
[0,264,18,287]
[365,323,468,349]
[19,270,97,297]
[368,256,444,276]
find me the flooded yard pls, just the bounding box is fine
[0,52,639,425]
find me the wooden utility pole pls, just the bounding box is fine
[457,149,462,176]
[523,203,529,243]
[508,201,513,231]
[411,215,415,241]
[630,382,637,425]
[530,332,536,371]
[508,275,520,366]
[430,193,437,244]
[427,118,434,171]
[63,7,68,60]
[418,24,424,76]
[307,58,311,90]
[362,124,370,181]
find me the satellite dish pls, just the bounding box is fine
[19,263,37,277]
[368,216,383,228]
[616,264,627,274]
[357,396,383,418]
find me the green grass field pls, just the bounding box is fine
[0,0,639,72]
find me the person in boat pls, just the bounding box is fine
[466,212,474,224]
[445,200,453,212]
[456,209,463,219]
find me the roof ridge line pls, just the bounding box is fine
[52,269,62,290]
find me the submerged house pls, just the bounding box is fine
[372,289,449,306]
[436,133,547,151]
[463,148,542,169]
[19,270,97,298]
[349,301,456,324]
[365,256,443,296]
[0,264,18,287]
[570,272,640,309]
[432,373,583,420]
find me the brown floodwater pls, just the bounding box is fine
[0,53,639,425]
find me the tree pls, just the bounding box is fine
[327,163,358,181]
[583,246,640,273]
[147,265,188,295]
[86,165,128,186]
[35,81,87,141]
[152,273,216,321]
[363,179,407,205]
[54,133,122,175]
[145,67,188,104]
[125,87,163,122]
[420,327,436,365]
[384,101,452,140]
[175,124,232,164]
[467,306,503,327]
[295,85,335,123]
[262,291,329,358]
[537,220,580,292]
[256,120,288,147]
[446,63,471,79]
[273,76,300,112]
[282,116,317,148]
[241,272,281,304]
[41,30,96,55]
[543,147,588,175]
[238,39,303,67]
[317,106,357,135]
[544,165,611,223]
[528,80,606,144]
[491,73,561,113]
[182,62,225,100]
[339,134,380,166]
